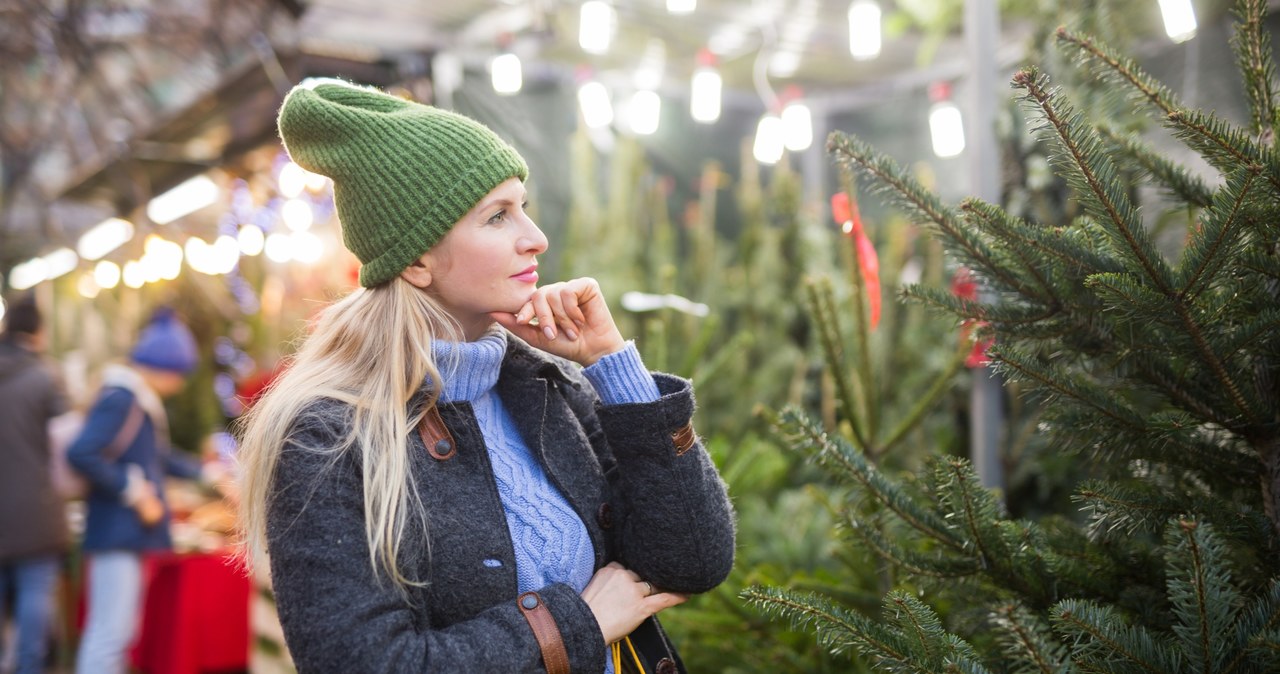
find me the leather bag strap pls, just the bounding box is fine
[517,591,570,674]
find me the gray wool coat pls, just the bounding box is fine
[265,337,736,673]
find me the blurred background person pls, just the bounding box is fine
[66,307,201,674]
[0,297,70,674]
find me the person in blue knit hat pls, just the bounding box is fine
[68,307,204,674]
[236,80,735,673]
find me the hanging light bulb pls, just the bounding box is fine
[928,81,965,158]
[491,52,523,95]
[278,162,307,198]
[577,80,614,129]
[781,88,813,152]
[1157,0,1197,43]
[94,260,121,290]
[629,90,661,135]
[690,48,721,124]
[848,0,882,61]
[753,114,785,165]
[579,1,616,54]
[667,0,695,14]
[77,217,134,260]
[147,174,218,224]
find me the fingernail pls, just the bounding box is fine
[543,326,556,340]
[566,329,578,340]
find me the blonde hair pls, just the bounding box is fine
[236,278,462,594]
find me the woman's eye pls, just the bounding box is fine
[487,210,506,224]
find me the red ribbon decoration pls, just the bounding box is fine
[950,267,993,368]
[831,192,881,329]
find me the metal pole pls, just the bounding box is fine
[965,0,1005,493]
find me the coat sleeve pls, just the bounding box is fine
[565,372,736,594]
[266,412,607,673]
[65,388,135,496]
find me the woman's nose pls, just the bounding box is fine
[520,219,548,254]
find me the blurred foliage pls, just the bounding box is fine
[554,127,968,671]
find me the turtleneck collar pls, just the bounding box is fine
[432,329,508,403]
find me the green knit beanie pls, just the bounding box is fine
[277,80,529,287]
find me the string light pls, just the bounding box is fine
[848,0,881,61]
[491,52,522,95]
[577,80,614,129]
[667,0,695,14]
[1157,0,1197,43]
[781,99,813,152]
[690,48,721,124]
[629,90,661,135]
[579,1,616,54]
[76,217,134,260]
[752,114,785,164]
[147,174,218,224]
[928,81,965,158]
[93,260,121,289]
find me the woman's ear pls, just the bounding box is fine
[400,258,433,288]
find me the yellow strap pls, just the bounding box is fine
[610,636,646,673]
[623,635,645,672]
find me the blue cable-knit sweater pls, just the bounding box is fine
[434,331,660,598]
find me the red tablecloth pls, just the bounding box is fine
[129,550,251,674]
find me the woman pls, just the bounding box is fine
[68,308,202,674]
[236,80,735,673]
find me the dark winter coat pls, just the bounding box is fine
[265,337,736,673]
[67,386,201,552]
[0,340,68,560]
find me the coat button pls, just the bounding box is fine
[596,503,613,529]
[520,593,539,610]
[434,439,452,454]
[656,657,676,674]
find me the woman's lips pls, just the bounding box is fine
[512,266,538,283]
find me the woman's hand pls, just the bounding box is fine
[580,562,687,644]
[491,277,626,366]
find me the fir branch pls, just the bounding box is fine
[1056,27,1280,197]
[1084,272,1177,327]
[936,457,1007,569]
[1240,248,1280,281]
[1168,295,1260,425]
[1224,581,1280,674]
[772,407,965,551]
[843,513,982,579]
[1180,167,1261,301]
[1012,67,1177,295]
[1166,519,1238,673]
[742,585,891,662]
[1167,107,1280,198]
[904,284,1059,326]
[1221,307,1280,361]
[1055,27,1181,118]
[962,201,1125,277]
[804,278,869,449]
[1230,0,1279,139]
[991,603,1071,674]
[1097,124,1215,209]
[1051,599,1181,673]
[959,198,1063,303]
[1076,482,1180,540]
[991,344,1147,431]
[880,344,968,454]
[826,132,1024,292]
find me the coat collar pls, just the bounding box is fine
[498,330,576,387]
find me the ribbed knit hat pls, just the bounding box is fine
[130,308,198,375]
[277,80,529,287]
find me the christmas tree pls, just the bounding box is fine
[746,0,1280,670]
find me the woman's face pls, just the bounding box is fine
[408,177,548,339]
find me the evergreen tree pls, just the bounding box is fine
[746,1,1280,671]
